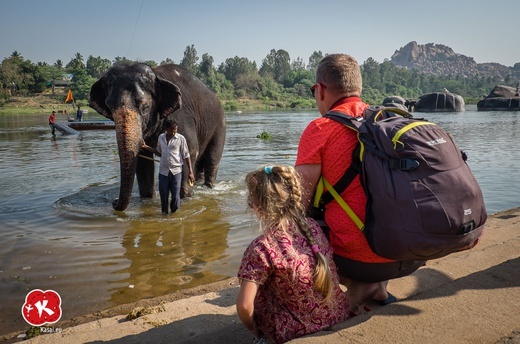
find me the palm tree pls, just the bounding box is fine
[66,53,85,70]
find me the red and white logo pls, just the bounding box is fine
[21,289,62,326]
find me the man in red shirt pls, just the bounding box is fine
[48,111,56,136]
[295,54,423,314]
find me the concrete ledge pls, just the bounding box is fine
[17,208,520,344]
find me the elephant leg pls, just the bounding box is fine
[136,152,155,198]
[200,135,225,188]
[194,159,204,182]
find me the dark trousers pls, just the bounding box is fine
[333,254,425,283]
[158,171,181,214]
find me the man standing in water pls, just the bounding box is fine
[48,110,56,136]
[76,106,83,122]
[142,119,194,215]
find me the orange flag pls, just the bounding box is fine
[64,89,74,103]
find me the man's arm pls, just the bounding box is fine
[141,139,160,156]
[184,156,194,184]
[295,163,322,209]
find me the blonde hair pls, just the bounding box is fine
[316,53,362,96]
[245,165,333,300]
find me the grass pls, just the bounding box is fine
[0,93,316,115]
[0,93,92,115]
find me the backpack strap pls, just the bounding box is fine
[317,176,364,230]
[314,110,362,208]
[318,145,360,206]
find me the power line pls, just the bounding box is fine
[127,0,144,58]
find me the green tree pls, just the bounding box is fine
[160,58,175,65]
[143,60,158,68]
[71,68,96,101]
[283,68,314,95]
[361,57,382,89]
[54,59,64,70]
[218,56,257,83]
[66,52,86,71]
[307,51,324,74]
[197,53,218,90]
[291,57,306,71]
[213,71,235,100]
[31,62,61,93]
[113,56,133,64]
[259,49,291,84]
[0,52,31,95]
[86,55,112,78]
[180,44,199,74]
[258,76,282,100]
[235,73,263,97]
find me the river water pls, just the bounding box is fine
[0,106,518,335]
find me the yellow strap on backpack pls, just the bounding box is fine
[314,176,365,230]
[313,176,325,208]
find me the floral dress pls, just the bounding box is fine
[237,218,349,343]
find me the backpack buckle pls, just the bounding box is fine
[400,159,419,170]
[390,158,420,171]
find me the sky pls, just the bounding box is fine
[1,0,519,68]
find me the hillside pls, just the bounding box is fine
[390,41,520,81]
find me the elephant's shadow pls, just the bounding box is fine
[54,182,137,217]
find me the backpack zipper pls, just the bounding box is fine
[392,122,436,149]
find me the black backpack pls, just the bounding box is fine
[314,106,486,261]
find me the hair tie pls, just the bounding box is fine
[264,166,273,175]
[311,244,320,253]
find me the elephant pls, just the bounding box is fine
[414,91,465,112]
[89,63,226,211]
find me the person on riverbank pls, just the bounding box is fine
[141,119,194,215]
[236,165,349,343]
[76,106,83,122]
[295,54,424,315]
[48,110,56,136]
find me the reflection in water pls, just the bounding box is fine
[110,193,232,305]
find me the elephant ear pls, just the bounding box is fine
[89,77,113,119]
[156,78,182,119]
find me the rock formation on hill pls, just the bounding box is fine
[390,41,520,81]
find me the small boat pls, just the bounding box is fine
[68,120,115,130]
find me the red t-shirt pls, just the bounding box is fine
[296,97,394,263]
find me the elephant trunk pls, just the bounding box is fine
[112,107,143,211]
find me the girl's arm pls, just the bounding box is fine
[236,279,261,337]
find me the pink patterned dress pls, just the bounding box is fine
[237,218,350,343]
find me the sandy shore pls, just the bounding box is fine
[3,208,519,344]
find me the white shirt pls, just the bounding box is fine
[155,132,190,176]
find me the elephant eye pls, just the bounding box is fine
[141,104,150,113]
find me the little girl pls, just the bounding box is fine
[236,165,350,343]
